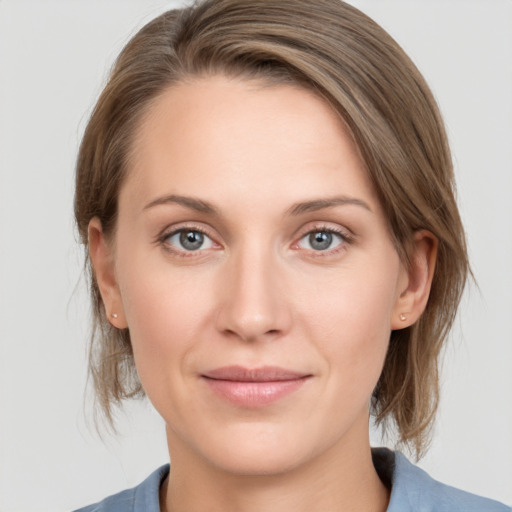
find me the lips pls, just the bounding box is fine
[201,365,311,407]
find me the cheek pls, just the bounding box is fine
[298,257,400,384]
[116,254,215,390]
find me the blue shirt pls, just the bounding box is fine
[74,448,511,511]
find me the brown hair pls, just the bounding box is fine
[75,0,469,458]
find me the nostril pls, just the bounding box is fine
[221,327,282,342]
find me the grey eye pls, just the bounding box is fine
[298,230,343,251]
[166,230,214,251]
[180,231,204,250]
[309,232,332,250]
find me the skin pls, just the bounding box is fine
[89,76,437,512]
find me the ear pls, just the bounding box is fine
[88,218,127,329]
[391,230,438,330]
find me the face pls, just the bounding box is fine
[92,76,421,477]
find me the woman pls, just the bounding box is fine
[73,0,510,510]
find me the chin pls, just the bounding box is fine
[187,421,328,477]
[210,443,309,477]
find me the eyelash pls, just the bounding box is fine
[156,224,354,258]
[157,224,218,258]
[293,225,354,257]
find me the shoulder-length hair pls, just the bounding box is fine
[75,0,469,458]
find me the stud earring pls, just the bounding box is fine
[399,313,407,321]
[111,313,118,319]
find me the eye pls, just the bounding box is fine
[165,229,215,252]
[297,229,345,251]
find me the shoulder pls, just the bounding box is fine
[72,464,169,512]
[372,448,511,512]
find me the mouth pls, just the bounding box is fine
[201,365,312,407]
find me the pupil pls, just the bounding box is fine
[180,231,203,250]
[310,231,332,250]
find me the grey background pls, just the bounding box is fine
[0,1,511,510]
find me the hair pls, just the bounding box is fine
[75,0,469,458]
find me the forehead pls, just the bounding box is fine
[122,75,378,214]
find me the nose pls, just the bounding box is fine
[215,243,292,342]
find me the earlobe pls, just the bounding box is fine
[88,218,127,329]
[391,230,438,330]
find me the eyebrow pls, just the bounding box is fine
[143,194,218,214]
[143,193,372,216]
[287,196,372,216]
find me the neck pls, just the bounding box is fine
[161,422,389,512]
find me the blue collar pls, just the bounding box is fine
[74,448,510,511]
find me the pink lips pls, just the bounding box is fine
[201,366,311,407]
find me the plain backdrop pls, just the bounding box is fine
[0,1,511,510]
